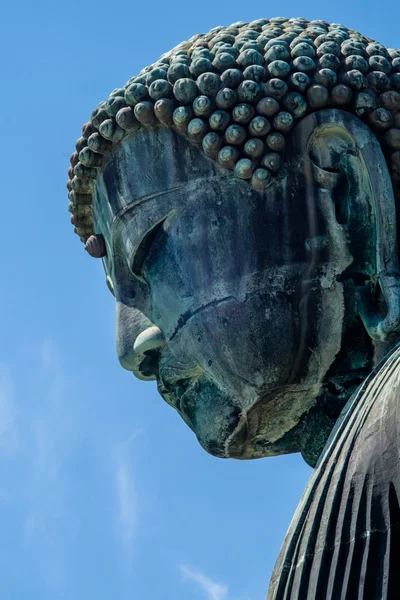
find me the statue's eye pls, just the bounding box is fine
[131,217,167,284]
[106,275,115,297]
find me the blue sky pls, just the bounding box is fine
[1,1,399,598]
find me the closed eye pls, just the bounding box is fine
[131,217,168,283]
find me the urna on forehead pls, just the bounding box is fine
[66,16,400,251]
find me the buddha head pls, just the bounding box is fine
[67,18,400,466]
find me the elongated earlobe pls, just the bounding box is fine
[300,110,400,342]
[338,146,400,342]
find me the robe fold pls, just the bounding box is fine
[268,345,400,600]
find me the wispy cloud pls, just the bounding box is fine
[114,429,143,562]
[0,367,18,456]
[1,340,87,595]
[0,335,148,597]
[180,565,229,600]
[115,458,137,554]
[23,340,80,593]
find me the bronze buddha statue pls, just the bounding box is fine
[67,17,400,598]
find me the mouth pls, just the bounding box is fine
[157,374,198,414]
[156,345,201,412]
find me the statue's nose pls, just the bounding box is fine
[130,326,166,380]
[116,301,166,380]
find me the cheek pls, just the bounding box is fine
[143,198,292,337]
[171,294,297,401]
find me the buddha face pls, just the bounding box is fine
[94,110,390,459]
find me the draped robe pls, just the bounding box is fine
[268,345,400,599]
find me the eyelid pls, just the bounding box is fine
[131,216,169,284]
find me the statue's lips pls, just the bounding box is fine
[171,381,194,415]
[157,375,196,415]
[156,346,201,415]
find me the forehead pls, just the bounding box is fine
[93,126,222,238]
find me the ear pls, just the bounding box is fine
[294,109,400,342]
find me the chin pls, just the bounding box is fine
[174,379,321,460]
[159,373,246,458]
[157,339,322,459]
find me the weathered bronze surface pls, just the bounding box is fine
[67,17,400,599]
